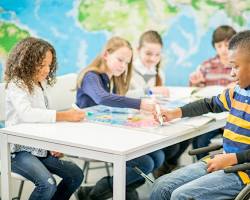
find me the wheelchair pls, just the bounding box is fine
[189,144,250,200]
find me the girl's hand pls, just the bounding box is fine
[190,71,205,86]
[207,153,238,173]
[66,109,85,122]
[56,109,85,122]
[140,99,156,113]
[152,86,170,97]
[50,151,64,158]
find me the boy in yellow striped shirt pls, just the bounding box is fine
[150,30,250,200]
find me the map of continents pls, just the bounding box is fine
[1,0,250,85]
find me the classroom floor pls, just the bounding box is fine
[0,146,193,200]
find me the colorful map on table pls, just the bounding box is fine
[83,96,189,129]
[84,105,158,129]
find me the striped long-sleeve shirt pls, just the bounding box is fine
[181,85,250,183]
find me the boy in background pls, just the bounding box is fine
[190,25,236,159]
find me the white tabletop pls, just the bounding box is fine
[2,112,227,155]
[1,122,169,155]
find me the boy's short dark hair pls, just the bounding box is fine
[212,25,236,47]
[229,30,250,52]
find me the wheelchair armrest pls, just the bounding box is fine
[188,144,222,156]
[224,163,250,173]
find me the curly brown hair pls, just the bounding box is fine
[5,37,57,93]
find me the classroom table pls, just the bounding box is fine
[0,113,226,200]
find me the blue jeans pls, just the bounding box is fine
[150,161,244,200]
[192,129,222,160]
[148,149,165,170]
[11,151,83,200]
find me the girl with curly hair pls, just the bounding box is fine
[5,37,85,200]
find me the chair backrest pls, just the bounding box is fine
[46,73,77,111]
[0,83,5,121]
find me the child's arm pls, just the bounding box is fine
[56,108,85,122]
[208,149,250,173]
[207,153,238,173]
[207,149,250,172]
[181,98,225,118]
[159,97,225,122]
[189,70,205,87]
[8,83,85,123]
[81,72,141,109]
[236,149,250,164]
[151,86,170,97]
[207,148,250,172]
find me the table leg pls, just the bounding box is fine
[0,134,11,200]
[113,157,126,200]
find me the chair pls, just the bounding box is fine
[46,73,78,111]
[82,159,112,185]
[189,144,250,200]
[0,162,27,200]
[46,74,113,186]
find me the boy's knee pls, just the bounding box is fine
[150,181,171,200]
[171,187,194,200]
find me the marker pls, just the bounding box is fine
[146,90,164,126]
[155,104,164,126]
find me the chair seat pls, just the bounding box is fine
[0,161,28,181]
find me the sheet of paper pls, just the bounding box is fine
[170,116,216,128]
[192,85,225,98]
